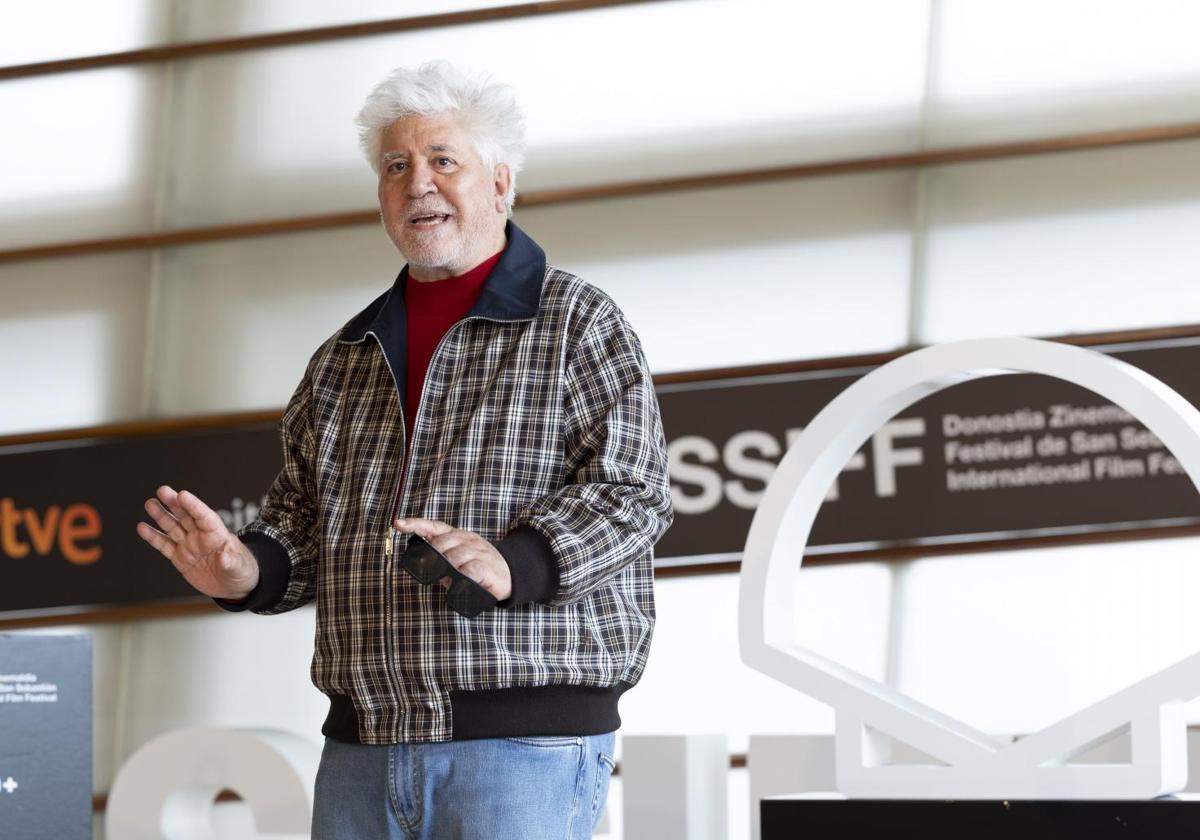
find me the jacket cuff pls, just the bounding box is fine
[213,531,292,613]
[494,525,558,607]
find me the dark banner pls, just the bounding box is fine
[3,336,1200,616]
[0,424,278,615]
[656,336,1200,562]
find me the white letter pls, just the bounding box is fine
[872,418,926,497]
[106,727,319,840]
[724,430,782,510]
[668,436,724,515]
[622,735,728,840]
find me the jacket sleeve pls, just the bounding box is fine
[216,364,321,615]
[495,301,674,606]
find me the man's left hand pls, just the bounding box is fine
[394,517,512,603]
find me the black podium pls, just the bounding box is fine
[761,794,1200,838]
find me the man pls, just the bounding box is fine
[136,61,673,839]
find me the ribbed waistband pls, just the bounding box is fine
[322,681,633,744]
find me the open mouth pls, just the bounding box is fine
[408,213,451,227]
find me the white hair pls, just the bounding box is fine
[356,60,527,213]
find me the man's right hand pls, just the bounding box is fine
[136,485,260,600]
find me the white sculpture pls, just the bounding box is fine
[106,727,320,839]
[622,735,729,840]
[739,337,1200,799]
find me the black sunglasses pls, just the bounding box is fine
[399,534,497,619]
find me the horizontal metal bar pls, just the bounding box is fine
[4,121,1198,266]
[0,0,666,80]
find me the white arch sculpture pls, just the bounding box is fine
[739,337,1200,799]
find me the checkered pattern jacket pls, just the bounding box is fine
[227,223,673,744]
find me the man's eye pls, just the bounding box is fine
[435,157,454,167]
[386,161,407,173]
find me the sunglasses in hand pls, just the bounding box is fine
[399,534,498,619]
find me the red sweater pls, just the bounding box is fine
[404,252,503,441]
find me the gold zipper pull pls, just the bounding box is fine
[385,529,394,562]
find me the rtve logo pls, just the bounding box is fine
[0,498,102,565]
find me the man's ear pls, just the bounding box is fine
[493,163,512,213]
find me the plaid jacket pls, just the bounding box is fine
[226,223,673,744]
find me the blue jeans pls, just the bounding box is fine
[311,731,617,839]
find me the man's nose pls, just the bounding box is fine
[407,162,437,198]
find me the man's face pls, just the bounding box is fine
[377,112,511,281]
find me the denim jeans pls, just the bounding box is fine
[311,731,617,839]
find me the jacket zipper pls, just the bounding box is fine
[372,316,483,739]
[371,334,406,739]
[388,316,484,526]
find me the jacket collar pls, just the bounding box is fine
[338,220,546,345]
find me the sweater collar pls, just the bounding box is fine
[338,220,546,344]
